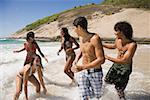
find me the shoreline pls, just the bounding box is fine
[1,37,150,44]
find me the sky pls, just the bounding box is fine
[0,0,104,37]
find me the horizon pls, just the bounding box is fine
[0,0,103,37]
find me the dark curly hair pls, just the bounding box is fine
[114,21,133,40]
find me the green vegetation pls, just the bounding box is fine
[25,14,59,31]
[18,3,97,33]
[102,0,150,9]
[16,1,149,33]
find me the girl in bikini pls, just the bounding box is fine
[57,27,79,85]
[14,54,47,100]
[13,31,48,66]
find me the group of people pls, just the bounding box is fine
[13,16,137,100]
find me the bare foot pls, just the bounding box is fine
[69,79,77,86]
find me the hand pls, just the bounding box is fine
[43,88,47,95]
[71,64,83,73]
[44,57,48,63]
[13,50,18,53]
[57,51,59,55]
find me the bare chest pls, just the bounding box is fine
[80,42,94,54]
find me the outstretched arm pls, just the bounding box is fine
[103,38,119,49]
[36,42,48,62]
[37,67,47,94]
[13,47,25,53]
[57,40,64,55]
[72,37,79,50]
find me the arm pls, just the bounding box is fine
[13,47,25,53]
[106,43,137,64]
[37,67,47,94]
[71,37,79,50]
[57,39,64,55]
[74,51,82,64]
[103,38,118,49]
[35,42,48,62]
[23,67,30,100]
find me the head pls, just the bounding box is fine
[61,27,71,41]
[73,16,88,36]
[32,54,43,69]
[26,31,35,42]
[114,21,133,40]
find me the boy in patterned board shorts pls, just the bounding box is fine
[71,16,105,100]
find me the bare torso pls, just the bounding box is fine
[80,34,101,69]
[116,39,135,64]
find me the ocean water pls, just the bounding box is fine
[0,39,150,100]
[0,39,64,99]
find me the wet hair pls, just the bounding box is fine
[26,31,35,41]
[61,27,71,41]
[31,54,43,69]
[114,21,133,40]
[73,16,88,30]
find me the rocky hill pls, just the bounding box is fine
[10,1,150,43]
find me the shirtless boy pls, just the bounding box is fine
[71,16,105,100]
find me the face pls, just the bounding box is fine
[74,26,81,36]
[114,31,122,39]
[60,30,65,37]
[33,56,41,67]
[28,37,34,43]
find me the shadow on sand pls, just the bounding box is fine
[126,90,150,100]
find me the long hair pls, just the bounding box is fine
[26,31,35,41]
[61,27,71,41]
[31,54,43,69]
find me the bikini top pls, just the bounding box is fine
[24,42,37,53]
[65,41,72,49]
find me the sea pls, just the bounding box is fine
[0,39,150,100]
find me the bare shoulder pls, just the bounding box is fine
[91,34,102,43]
[129,42,137,48]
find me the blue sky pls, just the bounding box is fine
[0,0,103,37]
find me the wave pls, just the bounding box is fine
[0,59,19,66]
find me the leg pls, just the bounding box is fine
[77,73,92,100]
[90,71,103,99]
[64,55,75,80]
[115,77,129,100]
[14,75,23,100]
[28,75,41,94]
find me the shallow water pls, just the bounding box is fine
[0,39,150,100]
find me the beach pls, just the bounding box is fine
[0,39,150,100]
